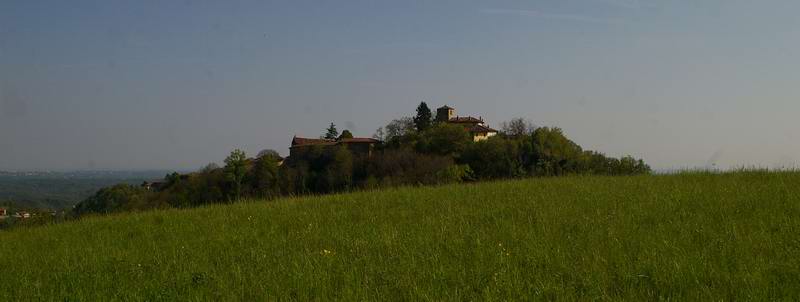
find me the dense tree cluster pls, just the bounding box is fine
[73,184,154,215]
[73,103,650,215]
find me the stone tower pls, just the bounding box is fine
[436,105,455,122]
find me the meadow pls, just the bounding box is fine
[1,171,799,300]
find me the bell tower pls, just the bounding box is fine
[436,105,455,122]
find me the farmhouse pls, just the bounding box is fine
[436,105,498,142]
[289,136,380,158]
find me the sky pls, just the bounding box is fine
[1,0,799,171]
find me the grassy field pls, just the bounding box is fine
[1,172,799,300]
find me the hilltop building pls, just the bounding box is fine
[436,105,498,142]
[289,136,380,158]
[287,105,496,158]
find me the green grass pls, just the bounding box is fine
[2,172,799,300]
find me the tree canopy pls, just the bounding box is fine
[324,123,339,140]
[339,130,354,140]
[501,118,536,137]
[257,149,281,160]
[224,149,248,201]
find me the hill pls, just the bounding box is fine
[1,172,799,300]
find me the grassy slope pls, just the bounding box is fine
[1,172,799,301]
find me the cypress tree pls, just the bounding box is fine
[413,102,433,132]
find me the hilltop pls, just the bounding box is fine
[1,171,799,300]
[70,103,649,218]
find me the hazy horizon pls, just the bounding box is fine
[2,0,799,171]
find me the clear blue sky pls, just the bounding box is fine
[1,0,799,171]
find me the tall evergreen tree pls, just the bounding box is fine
[413,102,433,132]
[324,122,339,140]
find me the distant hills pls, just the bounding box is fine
[0,170,174,210]
[0,170,174,179]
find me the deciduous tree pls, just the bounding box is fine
[530,127,583,176]
[224,149,248,201]
[385,117,415,141]
[372,127,385,141]
[501,118,536,137]
[257,149,281,160]
[418,123,472,157]
[252,155,279,198]
[339,130,354,139]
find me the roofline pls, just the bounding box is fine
[290,137,380,148]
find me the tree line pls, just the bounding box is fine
[72,102,650,216]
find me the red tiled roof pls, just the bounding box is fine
[290,136,379,148]
[291,137,335,147]
[448,116,483,123]
[469,124,498,133]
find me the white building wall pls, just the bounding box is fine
[472,132,497,142]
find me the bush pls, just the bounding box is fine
[416,123,473,157]
[462,137,526,179]
[435,164,474,184]
[530,127,584,176]
[364,149,463,186]
[73,184,154,215]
